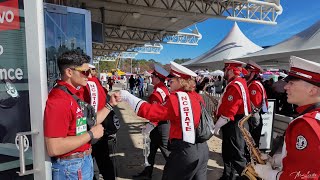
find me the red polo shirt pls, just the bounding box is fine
[44,80,90,158]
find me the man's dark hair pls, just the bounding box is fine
[57,50,90,75]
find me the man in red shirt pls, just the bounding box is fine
[214,60,252,180]
[133,64,170,179]
[244,60,268,147]
[44,51,120,180]
[253,56,320,179]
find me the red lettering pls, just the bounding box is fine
[182,101,188,105]
[0,0,20,31]
[181,96,188,101]
[185,116,190,122]
[183,107,189,111]
[185,127,191,131]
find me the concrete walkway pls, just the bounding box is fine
[110,84,223,180]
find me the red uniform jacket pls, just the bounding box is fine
[248,80,268,109]
[83,76,107,111]
[44,80,90,157]
[148,82,170,126]
[216,77,252,120]
[138,90,203,140]
[280,105,320,179]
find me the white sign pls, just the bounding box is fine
[259,99,275,150]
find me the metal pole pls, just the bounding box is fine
[130,58,132,73]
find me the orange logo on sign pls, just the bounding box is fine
[0,0,20,31]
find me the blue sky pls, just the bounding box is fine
[135,0,320,64]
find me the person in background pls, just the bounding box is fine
[83,64,117,180]
[108,77,114,91]
[44,51,120,180]
[244,60,268,147]
[138,75,144,98]
[133,64,171,179]
[214,60,252,180]
[129,75,136,94]
[214,75,224,95]
[100,70,107,87]
[120,61,209,180]
[253,56,320,179]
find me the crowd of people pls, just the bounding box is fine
[43,50,320,180]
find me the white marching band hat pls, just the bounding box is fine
[284,56,320,87]
[169,61,197,79]
[89,64,96,69]
[224,60,246,67]
[152,63,169,79]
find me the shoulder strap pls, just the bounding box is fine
[156,87,167,101]
[234,81,249,116]
[55,85,81,102]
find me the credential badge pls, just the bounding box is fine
[228,95,233,101]
[296,135,307,150]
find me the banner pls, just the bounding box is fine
[0,0,20,31]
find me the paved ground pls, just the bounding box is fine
[109,84,224,180]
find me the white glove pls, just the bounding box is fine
[253,162,280,180]
[213,116,229,135]
[269,154,283,168]
[120,90,146,113]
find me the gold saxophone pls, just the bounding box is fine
[238,108,265,180]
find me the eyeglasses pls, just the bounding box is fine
[70,67,90,76]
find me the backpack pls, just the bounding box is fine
[196,101,215,143]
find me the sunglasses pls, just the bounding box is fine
[70,67,90,76]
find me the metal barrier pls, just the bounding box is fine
[200,93,293,138]
[273,114,293,137]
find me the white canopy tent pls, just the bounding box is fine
[183,22,263,70]
[236,20,320,69]
[210,70,224,76]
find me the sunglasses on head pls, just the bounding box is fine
[70,67,90,76]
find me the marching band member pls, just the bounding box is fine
[214,60,252,180]
[133,64,171,179]
[244,60,268,147]
[121,62,209,180]
[83,64,117,180]
[253,56,320,179]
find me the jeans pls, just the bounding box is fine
[52,154,93,180]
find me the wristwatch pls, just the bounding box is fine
[105,102,113,111]
[87,130,94,141]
